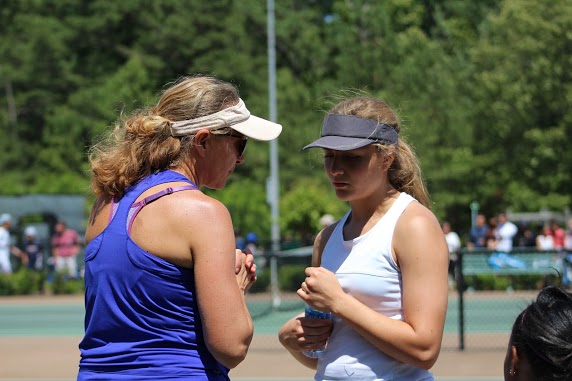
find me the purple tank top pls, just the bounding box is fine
[78,170,229,380]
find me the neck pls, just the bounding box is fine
[348,186,400,225]
[170,162,200,187]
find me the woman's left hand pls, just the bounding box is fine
[298,266,344,313]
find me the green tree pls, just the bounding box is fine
[280,178,348,244]
[469,0,572,212]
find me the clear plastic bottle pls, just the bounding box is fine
[303,304,332,358]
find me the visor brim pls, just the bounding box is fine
[231,115,282,141]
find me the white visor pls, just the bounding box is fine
[170,98,282,141]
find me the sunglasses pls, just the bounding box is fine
[215,131,248,158]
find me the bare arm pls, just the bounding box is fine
[190,198,254,369]
[299,203,449,369]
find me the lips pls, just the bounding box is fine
[332,181,348,188]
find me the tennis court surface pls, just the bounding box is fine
[0,292,520,380]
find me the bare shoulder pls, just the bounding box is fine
[394,200,446,251]
[163,190,232,228]
[397,201,440,232]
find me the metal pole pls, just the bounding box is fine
[457,251,465,350]
[267,0,281,309]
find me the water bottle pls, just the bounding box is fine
[303,304,332,358]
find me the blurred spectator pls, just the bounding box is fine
[23,226,43,271]
[319,214,335,230]
[486,216,498,249]
[550,220,565,250]
[442,221,461,254]
[245,232,265,269]
[535,222,555,251]
[442,221,461,289]
[234,228,246,251]
[468,213,488,249]
[563,218,572,287]
[51,220,82,278]
[245,232,259,253]
[515,224,536,247]
[492,213,518,252]
[0,213,25,273]
[565,218,572,252]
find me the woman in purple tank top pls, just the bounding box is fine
[79,75,282,380]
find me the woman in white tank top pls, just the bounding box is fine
[278,96,450,380]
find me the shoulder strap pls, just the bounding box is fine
[127,185,198,233]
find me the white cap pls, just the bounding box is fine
[0,213,12,225]
[170,99,282,141]
[25,226,38,237]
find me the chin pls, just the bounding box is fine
[208,181,227,190]
[333,188,352,200]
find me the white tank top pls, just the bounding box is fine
[316,192,433,381]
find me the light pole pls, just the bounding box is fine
[267,0,281,308]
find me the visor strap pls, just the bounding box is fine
[169,99,250,136]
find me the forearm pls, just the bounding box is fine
[332,293,442,369]
[10,246,23,256]
[202,296,254,369]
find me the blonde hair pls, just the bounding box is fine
[329,96,431,208]
[89,75,239,199]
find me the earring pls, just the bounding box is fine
[509,369,516,376]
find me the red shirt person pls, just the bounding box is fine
[51,220,82,278]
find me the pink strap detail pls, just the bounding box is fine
[108,200,119,224]
[127,185,197,233]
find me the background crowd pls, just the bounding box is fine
[0,213,82,279]
[442,213,572,253]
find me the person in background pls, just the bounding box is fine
[319,214,335,230]
[442,221,461,289]
[245,232,265,269]
[565,218,572,251]
[550,220,565,251]
[245,232,260,254]
[23,226,43,271]
[78,74,281,380]
[486,215,498,249]
[562,218,572,288]
[504,286,572,380]
[492,212,518,253]
[0,213,25,273]
[516,223,536,248]
[535,222,554,251]
[234,228,246,251]
[278,95,449,380]
[468,213,488,249]
[51,220,82,278]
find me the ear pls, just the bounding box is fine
[193,129,210,157]
[510,345,519,378]
[382,152,395,171]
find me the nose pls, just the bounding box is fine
[325,156,343,176]
[235,155,245,165]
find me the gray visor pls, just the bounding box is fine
[303,114,398,151]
